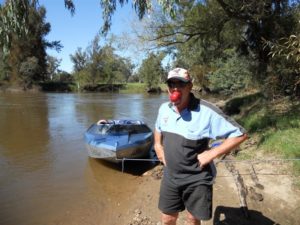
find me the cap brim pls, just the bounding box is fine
[166,76,190,83]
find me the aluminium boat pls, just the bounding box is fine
[84,119,153,162]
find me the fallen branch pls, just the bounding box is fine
[224,156,249,218]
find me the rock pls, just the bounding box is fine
[150,165,163,180]
[127,209,157,225]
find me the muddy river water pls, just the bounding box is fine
[0,92,169,225]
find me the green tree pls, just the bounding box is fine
[98,44,134,83]
[5,0,296,95]
[214,0,297,80]
[18,56,39,87]
[55,71,73,82]
[264,33,300,97]
[73,68,89,90]
[138,52,165,90]
[117,57,134,82]
[0,0,31,57]
[70,47,88,73]
[0,0,62,88]
[135,0,299,97]
[86,35,103,85]
[0,51,9,81]
[70,47,89,88]
[71,35,133,88]
[207,49,252,95]
[46,55,61,80]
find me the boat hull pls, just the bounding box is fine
[85,135,153,162]
[84,120,153,162]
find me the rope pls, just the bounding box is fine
[215,158,300,163]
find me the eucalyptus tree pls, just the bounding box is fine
[131,0,299,96]
[0,0,62,87]
[213,1,298,80]
[46,55,62,81]
[70,47,89,89]
[117,57,134,82]
[264,24,300,96]
[138,52,165,90]
[66,0,300,96]
[0,0,171,41]
[86,35,103,85]
[70,47,88,73]
[93,44,133,84]
[216,0,300,97]
[6,0,297,94]
[71,35,134,87]
[144,2,296,64]
[0,0,32,56]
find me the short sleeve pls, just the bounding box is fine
[209,110,245,140]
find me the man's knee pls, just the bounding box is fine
[186,211,200,225]
[161,212,178,225]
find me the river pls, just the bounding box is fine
[0,92,169,225]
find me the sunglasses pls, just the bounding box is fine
[167,81,189,89]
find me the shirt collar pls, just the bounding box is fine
[187,93,200,111]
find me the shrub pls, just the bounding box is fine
[207,51,252,94]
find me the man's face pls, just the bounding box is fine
[167,79,193,109]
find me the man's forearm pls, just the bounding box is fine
[197,134,248,167]
[212,134,248,158]
[154,130,166,164]
[154,143,165,161]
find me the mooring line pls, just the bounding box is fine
[215,158,300,163]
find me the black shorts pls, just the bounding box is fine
[158,175,213,220]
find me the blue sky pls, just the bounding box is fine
[39,0,138,73]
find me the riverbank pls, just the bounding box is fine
[0,82,166,94]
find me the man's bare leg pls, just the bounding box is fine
[161,212,179,225]
[185,211,200,225]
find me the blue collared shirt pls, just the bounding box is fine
[155,93,245,184]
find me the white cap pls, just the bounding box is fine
[167,68,191,82]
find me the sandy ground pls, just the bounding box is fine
[122,157,300,225]
[43,138,299,225]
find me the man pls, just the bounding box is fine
[154,68,247,225]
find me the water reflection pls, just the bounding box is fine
[0,93,50,171]
[0,93,52,225]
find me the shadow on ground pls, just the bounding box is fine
[89,148,159,176]
[97,158,159,176]
[213,206,278,225]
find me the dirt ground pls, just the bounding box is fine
[121,145,300,225]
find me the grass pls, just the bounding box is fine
[241,107,299,132]
[237,98,300,176]
[261,129,300,174]
[119,83,169,94]
[119,83,148,93]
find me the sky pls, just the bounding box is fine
[39,0,139,73]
